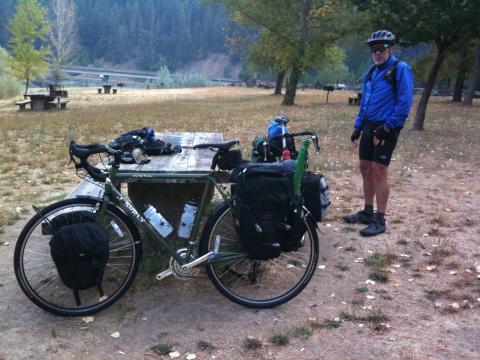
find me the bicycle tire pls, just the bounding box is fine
[199,202,319,308]
[14,197,142,316]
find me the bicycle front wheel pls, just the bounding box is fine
[199,202,319,308]
[14,197,142,316]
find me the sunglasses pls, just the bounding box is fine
[371,44,390,54]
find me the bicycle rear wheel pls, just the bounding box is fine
[199,202,319,308]
[14,197,142,316]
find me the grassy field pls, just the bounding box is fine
[0,87,479,359]
[0,87,478,237]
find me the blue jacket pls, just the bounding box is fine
[354,55,414,130]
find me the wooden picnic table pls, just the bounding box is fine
[69,131,224,226]
[26,92,56,110]
[24,91,68,110]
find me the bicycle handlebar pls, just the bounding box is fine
[268,131,320,154]
[69,141,121,182]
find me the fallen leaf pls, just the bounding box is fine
[365,279,376,285]
[358,323,364,328]
[400,254,410,258]
[186,354,197,360]
[318,265,327,269]
[330,293,335,298]
[392,264,401,268]
[367,250,373,254]
[118,351,125,355]
[110,332,120,338]
[449,303,460,309]
[300,348,305,352]
[449,271,457,275]
[422,234,429,237]
[3,242,10,246]
[435,302,442,307]
[354,257,364,263]
[424,252,432,256]
[366,295,376,300]
[408,278,414,282]
[426,265,436,271]
[334,317,340,322]
[82,316,94,323]
[169,351,180,358]
[326,223,332,227]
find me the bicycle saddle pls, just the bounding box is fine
[192,140,239,150]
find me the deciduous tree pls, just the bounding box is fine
[211,0,351,105]
[6,0,50,95]
[47,0,77,86]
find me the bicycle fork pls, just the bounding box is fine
[155,235,221,280]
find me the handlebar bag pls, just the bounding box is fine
[217,149,243,170]
[301,172,330,221]
[232,166,294,260]
[49,221,109,305]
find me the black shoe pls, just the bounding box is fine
[359,217,386,237]
[342,210,373,225]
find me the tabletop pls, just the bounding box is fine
[68,132,224,198]
[119,132,223,173]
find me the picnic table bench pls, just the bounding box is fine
[16,99,31,111]
[68,131,223,223]
[348,92,362,106]
[47,97,69,110]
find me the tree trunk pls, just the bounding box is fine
[452,50,467,102]
[281,0,310,106]
[24,78,29,96]
[411,47,448,130]
[464,39,480,106]
[282,67,302,105]
[274,70,285,95]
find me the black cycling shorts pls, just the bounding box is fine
[359,121,401,166]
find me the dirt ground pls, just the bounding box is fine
[0,88,479,359]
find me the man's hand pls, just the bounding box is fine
[350,129,361,142]
[373,125,390,146]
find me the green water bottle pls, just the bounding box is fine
[292,140,310,196]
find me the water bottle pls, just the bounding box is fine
[177,201,197,238]
[143,204,173,238]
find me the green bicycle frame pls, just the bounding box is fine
[93,166,234,266]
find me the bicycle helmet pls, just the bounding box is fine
[273,115,289,125]
[366,30,396,46]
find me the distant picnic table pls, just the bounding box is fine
[97,84,118,94]
[17,90,69,111]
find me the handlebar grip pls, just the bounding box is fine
[83,162,108,182]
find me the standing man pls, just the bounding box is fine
[343,30,414,236]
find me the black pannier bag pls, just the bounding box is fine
[49,221,109,305]
[301,172,330,222]
[232,164,294,259]
[42,211,96,235]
